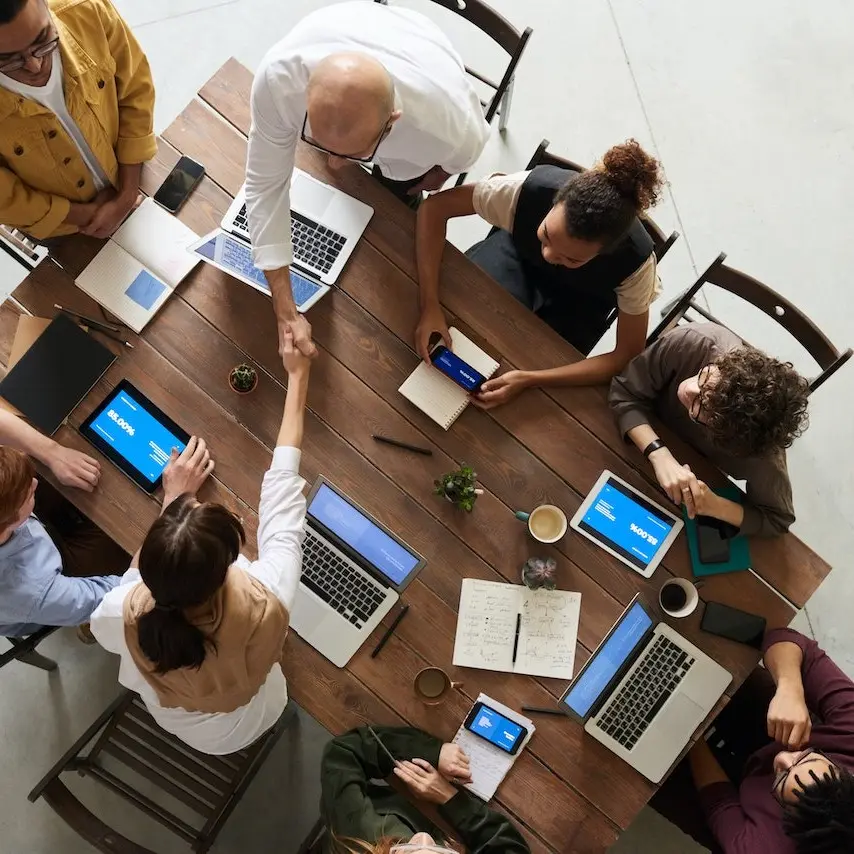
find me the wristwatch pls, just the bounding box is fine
[642,439,666,459]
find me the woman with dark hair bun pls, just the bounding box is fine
[91,331,312,755]
[415,139,665,408]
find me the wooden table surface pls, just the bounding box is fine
[3,60,832,853]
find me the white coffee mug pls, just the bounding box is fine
[659,577,700,618]
[515,504,568,544]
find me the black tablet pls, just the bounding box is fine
[80,380,190,494]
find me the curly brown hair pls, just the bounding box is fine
[701,348,810,457]
[554,139,664,245]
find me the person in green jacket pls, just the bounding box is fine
[320,725,530,853]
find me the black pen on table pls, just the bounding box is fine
[521,705,566,717]
[370,604,410,658]
[54,304,122,334]
[372,434,432,456]
[511,612,521,665]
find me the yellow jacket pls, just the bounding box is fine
[0,0,156,239]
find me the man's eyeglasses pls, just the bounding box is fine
[0,34,60,74]
[771,749,832,805]
[300,112,392,164]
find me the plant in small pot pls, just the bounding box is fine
[228,363,258,395]
[434,464,482,512]
[521,556,557,591]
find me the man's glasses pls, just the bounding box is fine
[0,34,60,74]
[771,749,832,805]
[300,112,391,164]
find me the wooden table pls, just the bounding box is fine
[3,61,832,853]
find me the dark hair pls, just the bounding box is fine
[137,495,245,674]
[0,446,33,529]
[0,0,29,25]
[702,347,810,457]
[554,139,664,245]
[784,765,854,853]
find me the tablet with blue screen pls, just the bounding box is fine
[80,380,190,493]
[570,470,683,578]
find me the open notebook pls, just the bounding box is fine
[75,199,199,332]
[398,327,499,429]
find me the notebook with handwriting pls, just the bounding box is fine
[453,578,581,679]
[75,199,199,332]
[398,327,499,429]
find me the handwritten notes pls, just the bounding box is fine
[453,579,581,679]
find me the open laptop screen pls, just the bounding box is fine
[562,600,653,719]
[308,483,421,587]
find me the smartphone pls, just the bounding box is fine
[153,156,205,214]
[429,343,486,392]
[463,701,529,755]
[701,601,766,649]
[696,515,731,564]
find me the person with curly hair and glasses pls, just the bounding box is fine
[608,323,810,536]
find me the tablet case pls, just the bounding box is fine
[0,314,115,435]
[683,485,751,576]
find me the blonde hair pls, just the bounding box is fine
[332,836,461,854]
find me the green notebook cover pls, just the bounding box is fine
[682,485,751,576]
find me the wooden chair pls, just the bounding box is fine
[649,252,852,395]
[0,625,59,671]
[28,690,296,853]
[374,0,532,185]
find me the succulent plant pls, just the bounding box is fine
[229,363,258,393]
[434,464,480,512]
[521,556,557,591]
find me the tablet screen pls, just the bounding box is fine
[577,477,676,571]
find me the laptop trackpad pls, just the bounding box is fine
[659,694,706,737]
[292,172,334,220]
[291,588,330,638]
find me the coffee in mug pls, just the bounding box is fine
[658,578,699,618]
[515,504,568,544]
[660,583,688,612]
[414,667,460,705]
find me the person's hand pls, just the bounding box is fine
[45,443,101,491]
[407,166,452,196]
[162,437,215,504]
[438,743,472,784]
[281,328,313,379]
[649,448,699,510]
[767,681,812,749]
[681,466,718,519]
[472,370,530,410]
[278,314,317,361]
[415,302,451,363]
[393,758,457,804]
[80,191,139,239]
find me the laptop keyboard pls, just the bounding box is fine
[301,530,386,629]
[595,634,695,751]
[233,204,346,275]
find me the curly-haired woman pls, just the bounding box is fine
[608,323,810,536]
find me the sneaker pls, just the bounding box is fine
[76,624,96,645]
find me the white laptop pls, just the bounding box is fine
[221,168,373,285]
[559,594,732,783]
[291,476,426,668]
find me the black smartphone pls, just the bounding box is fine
[696,515,731,564]
[463,701,529,755]
[153,156,205,214]
[701,601,766,649]
[429,343,486,392]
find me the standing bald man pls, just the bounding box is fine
[246,1,490,358]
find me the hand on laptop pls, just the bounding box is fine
[415,302,451,362]
[279,314,317,361]
[162,437,215,506]
[45,443,101,492]
[438,743,472,784]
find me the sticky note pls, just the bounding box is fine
[125,270,166,310]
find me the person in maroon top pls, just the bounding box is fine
[651,628,854,853]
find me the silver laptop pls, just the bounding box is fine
[290,477,426,668]
[221,168,373,285]
[560,594,732,783]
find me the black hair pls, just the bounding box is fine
[0,0,29,25]
[783,765,854,853]
[137,495,245,674]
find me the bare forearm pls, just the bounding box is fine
[627,423,659,452]
[764,641,804,690]
[278,372,309,449]
[265,266,297,322]
[0,409,56,464]
[415,201,447,309]
[689,739,730,789]
[528,349,633,389]
[116,163,142,201]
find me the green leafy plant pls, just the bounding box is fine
[521,556,557,591]
[434,464,480,512]
[229,363,258,394]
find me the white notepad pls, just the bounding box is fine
[453,579,581,680]
[398,327,499,429]
[75,199,199,332]
[452,694,535,801]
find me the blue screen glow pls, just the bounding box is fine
[89,389,186,483]
[431,346,485,392]
[563,601,653,718]
[308,484,420,586]
[468,704,525,753]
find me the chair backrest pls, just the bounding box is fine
[648,252,852,394]
[526,138,679,263]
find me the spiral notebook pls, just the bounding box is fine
[398,328,499,429]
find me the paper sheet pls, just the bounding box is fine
[453,579,581,679]
[452,694,535,801]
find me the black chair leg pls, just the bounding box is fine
[16,649,58,671]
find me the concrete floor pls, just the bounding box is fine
[2,0,853,851]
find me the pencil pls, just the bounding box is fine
[370,605,410,658]
[372,435,432,456]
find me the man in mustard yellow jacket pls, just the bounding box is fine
[0,0,155,240]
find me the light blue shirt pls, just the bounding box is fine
[0,516,121,637]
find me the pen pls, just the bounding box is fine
[370,604,409,658]
[48,254,67,273]
[372,434,433,456]
[367,725,401,768]
[94,327,135,349]
[511,612,521,665]
[54,304,123,334]
[521,705,566,717]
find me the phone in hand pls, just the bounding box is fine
[463,701,528,755]
[429,342,486,392]
[153,156,205,214]
[701,601,766,649]
[696,515,732,564]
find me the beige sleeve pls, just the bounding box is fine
[471,171,529,232]
[615,254,662,315]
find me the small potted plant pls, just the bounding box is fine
[228,363,258,395]
[434,464,482,512]
[521,557,557,591]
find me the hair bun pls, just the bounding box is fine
[600,139,664,212]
